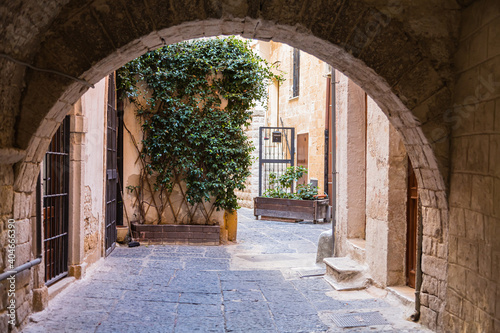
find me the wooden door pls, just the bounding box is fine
[297,133,309,186]
[406,157,418,288]
[105,73,118,256]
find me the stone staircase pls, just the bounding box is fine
[323,257,372,291]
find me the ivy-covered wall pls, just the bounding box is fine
[121,93,225,225]
[118,37,278,225]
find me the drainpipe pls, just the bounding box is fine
[276,78,280,127]
[330,68,337,255]
[411,200,424,321]
[0,257,43,282]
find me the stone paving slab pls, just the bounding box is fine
[22,208,430,333]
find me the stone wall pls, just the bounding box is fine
[365,96,407,287]
[445,0,500,331]
[80,78,106,264]
[0,78,108,330]
[267,42,328,193]
[335,71,367,255]
[0,172,39,330]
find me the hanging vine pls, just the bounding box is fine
[118,37,282,224]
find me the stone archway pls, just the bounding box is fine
[2,0,460,330]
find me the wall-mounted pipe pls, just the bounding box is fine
[0,257,42,282]
[411,198,424,321]
[276,78,280,127]
[330,68,337,254]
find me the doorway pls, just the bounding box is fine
[105,73,118,256]
[297,133,309,186]
[42,116,70,286]
[406,157,418,288]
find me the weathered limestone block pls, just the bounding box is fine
[14,162,39,193]
[456,238,478,271]
[446,289,462,317]
[471,175,493,216]
[0,186,13,215]
[421,254,447,281]
[14,219,30,245]
[0,165,14,185]
[13,192,32,221]
[15,296,32,326]
[428,294,443,313]
[422,207,442,239]
[316,229,333,264]
[14,243,32,267]
[447,264,467,296]
[420,306,438,331]
[69,262,87,280]
[0,313,9,333]
[32,286,48,312]
[15,270,31,290]
[421,275,438,296]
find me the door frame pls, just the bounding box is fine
[406,157,418,288]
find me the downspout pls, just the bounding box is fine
[324,74,330,198]
[276,79,280,127]
[411,200,424,321]
[330,68,337,254]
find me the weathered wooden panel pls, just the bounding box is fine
[254,197,329,222]
[254,197,314,207]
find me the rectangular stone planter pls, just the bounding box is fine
[253,197,330,223]
[131,223,220,245]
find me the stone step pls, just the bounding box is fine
[323,257,371,291]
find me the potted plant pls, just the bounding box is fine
[254,166,330,223]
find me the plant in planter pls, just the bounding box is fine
[263,166,319,200]
[255,166,330,223]
[117,37,281,240]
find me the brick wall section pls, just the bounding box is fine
[131,224,220,246]
[446,0,500,332]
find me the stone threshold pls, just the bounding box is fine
[387,285,416,308]
[48,276,76,301]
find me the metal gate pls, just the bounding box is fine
[43,116,70,286]
[105,73,118,256]
[258,127,295,196]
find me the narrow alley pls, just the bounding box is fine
[22,209,429,333]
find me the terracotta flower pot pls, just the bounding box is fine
[116,225,129,243]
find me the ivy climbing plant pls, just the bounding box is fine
[118,37,281,224]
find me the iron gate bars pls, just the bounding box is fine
[105,73,118,256]
[258,127,295,196]
[43,116,70,286]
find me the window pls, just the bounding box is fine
[292,48,300,98]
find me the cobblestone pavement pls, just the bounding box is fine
[23,208,430,332]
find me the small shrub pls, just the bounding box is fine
[263,166,319,200]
